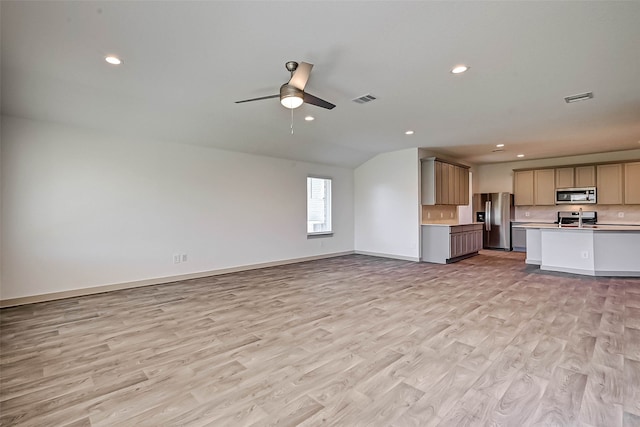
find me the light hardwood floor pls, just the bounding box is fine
[1,251,640,426]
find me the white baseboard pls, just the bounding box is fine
[0,251,354,308]
[355,250,420,262]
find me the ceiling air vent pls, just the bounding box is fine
[352,94,377,104]
[564,92,594,104]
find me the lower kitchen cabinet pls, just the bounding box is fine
[421,224,483,264]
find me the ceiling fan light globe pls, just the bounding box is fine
[281,95,303,109]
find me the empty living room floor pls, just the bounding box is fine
[1,252,640,426]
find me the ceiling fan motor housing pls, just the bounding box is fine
[285,61,299,73]
[280,83,304,108]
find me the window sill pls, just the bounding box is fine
[307,232,333,239]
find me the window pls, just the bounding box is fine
[307,177,332,235]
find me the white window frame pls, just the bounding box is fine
[307,176,333,237]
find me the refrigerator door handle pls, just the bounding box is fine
[485,201,491,231]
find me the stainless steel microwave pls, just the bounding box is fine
[555,187,597,204]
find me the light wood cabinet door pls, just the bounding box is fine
[447,163,456,205]
[453,165,461,205]
[514,170,534,206]
[475,230,483,251]
[555,168,574,188]
[597,164,623,205]
[575,165,596,187]
[434,161,443,204]
[439,162,449,205]
[534,169,555,205]
[449,232,463,258]
[624,162,640,204]
[459,167,470,205]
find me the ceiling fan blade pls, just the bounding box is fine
[303,92,336,110]
[235,94,279,104]
[288,62,313,90]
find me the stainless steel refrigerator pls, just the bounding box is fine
[475,193,514,250]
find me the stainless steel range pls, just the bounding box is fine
[556,211,597,226]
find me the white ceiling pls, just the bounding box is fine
[2,1,640,168]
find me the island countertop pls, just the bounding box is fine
[514,223,640,232]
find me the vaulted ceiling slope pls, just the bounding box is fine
[2,1,640,167]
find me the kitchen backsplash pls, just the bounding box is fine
[422,205,459,224]
[514,205,640,224]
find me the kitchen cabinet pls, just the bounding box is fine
[421,224,482,264]
[422,158,470,206]
[514,170,534,206]
[534,169,556,205]
[514,169,555,206]
[555,168,574,188]
[575,165,596,187]
[624,162,640,204]
[597,163,623,205]
[555,166,595,189]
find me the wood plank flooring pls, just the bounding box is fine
[1,251,640,426]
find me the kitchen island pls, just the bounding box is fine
[516,223,640,277]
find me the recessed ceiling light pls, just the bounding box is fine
[496,144,505,148]
[105,56,122,65]
[517,154,525,158]
[405,130,414,135]
[451,65,469,74]
[304,116,315,121]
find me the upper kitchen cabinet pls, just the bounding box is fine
[421,158,469,206]
[575,165,596,187]
[534,169,556,205]
[555,168,574,188]
[513,168,555,206]
[624,162,640,204]
[597,163,623,205]
[554,166,596,189]
[514,170,534,206]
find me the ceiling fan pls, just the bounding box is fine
[235,61,336,110]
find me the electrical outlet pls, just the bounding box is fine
[581,251,589,259]
[181,254,188,262]
[427,212,431,219]
[618,212,624,218]
[440,212,443,218]
[173,254,181,264]
[450,212,454,218]
[525,211,530,217]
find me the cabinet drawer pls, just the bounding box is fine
[449,225,464,234]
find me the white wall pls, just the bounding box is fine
[0,116,354,300]
[477,149,640,193]
[354,148,420,260]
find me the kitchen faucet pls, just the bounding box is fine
[578,207,583,228]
